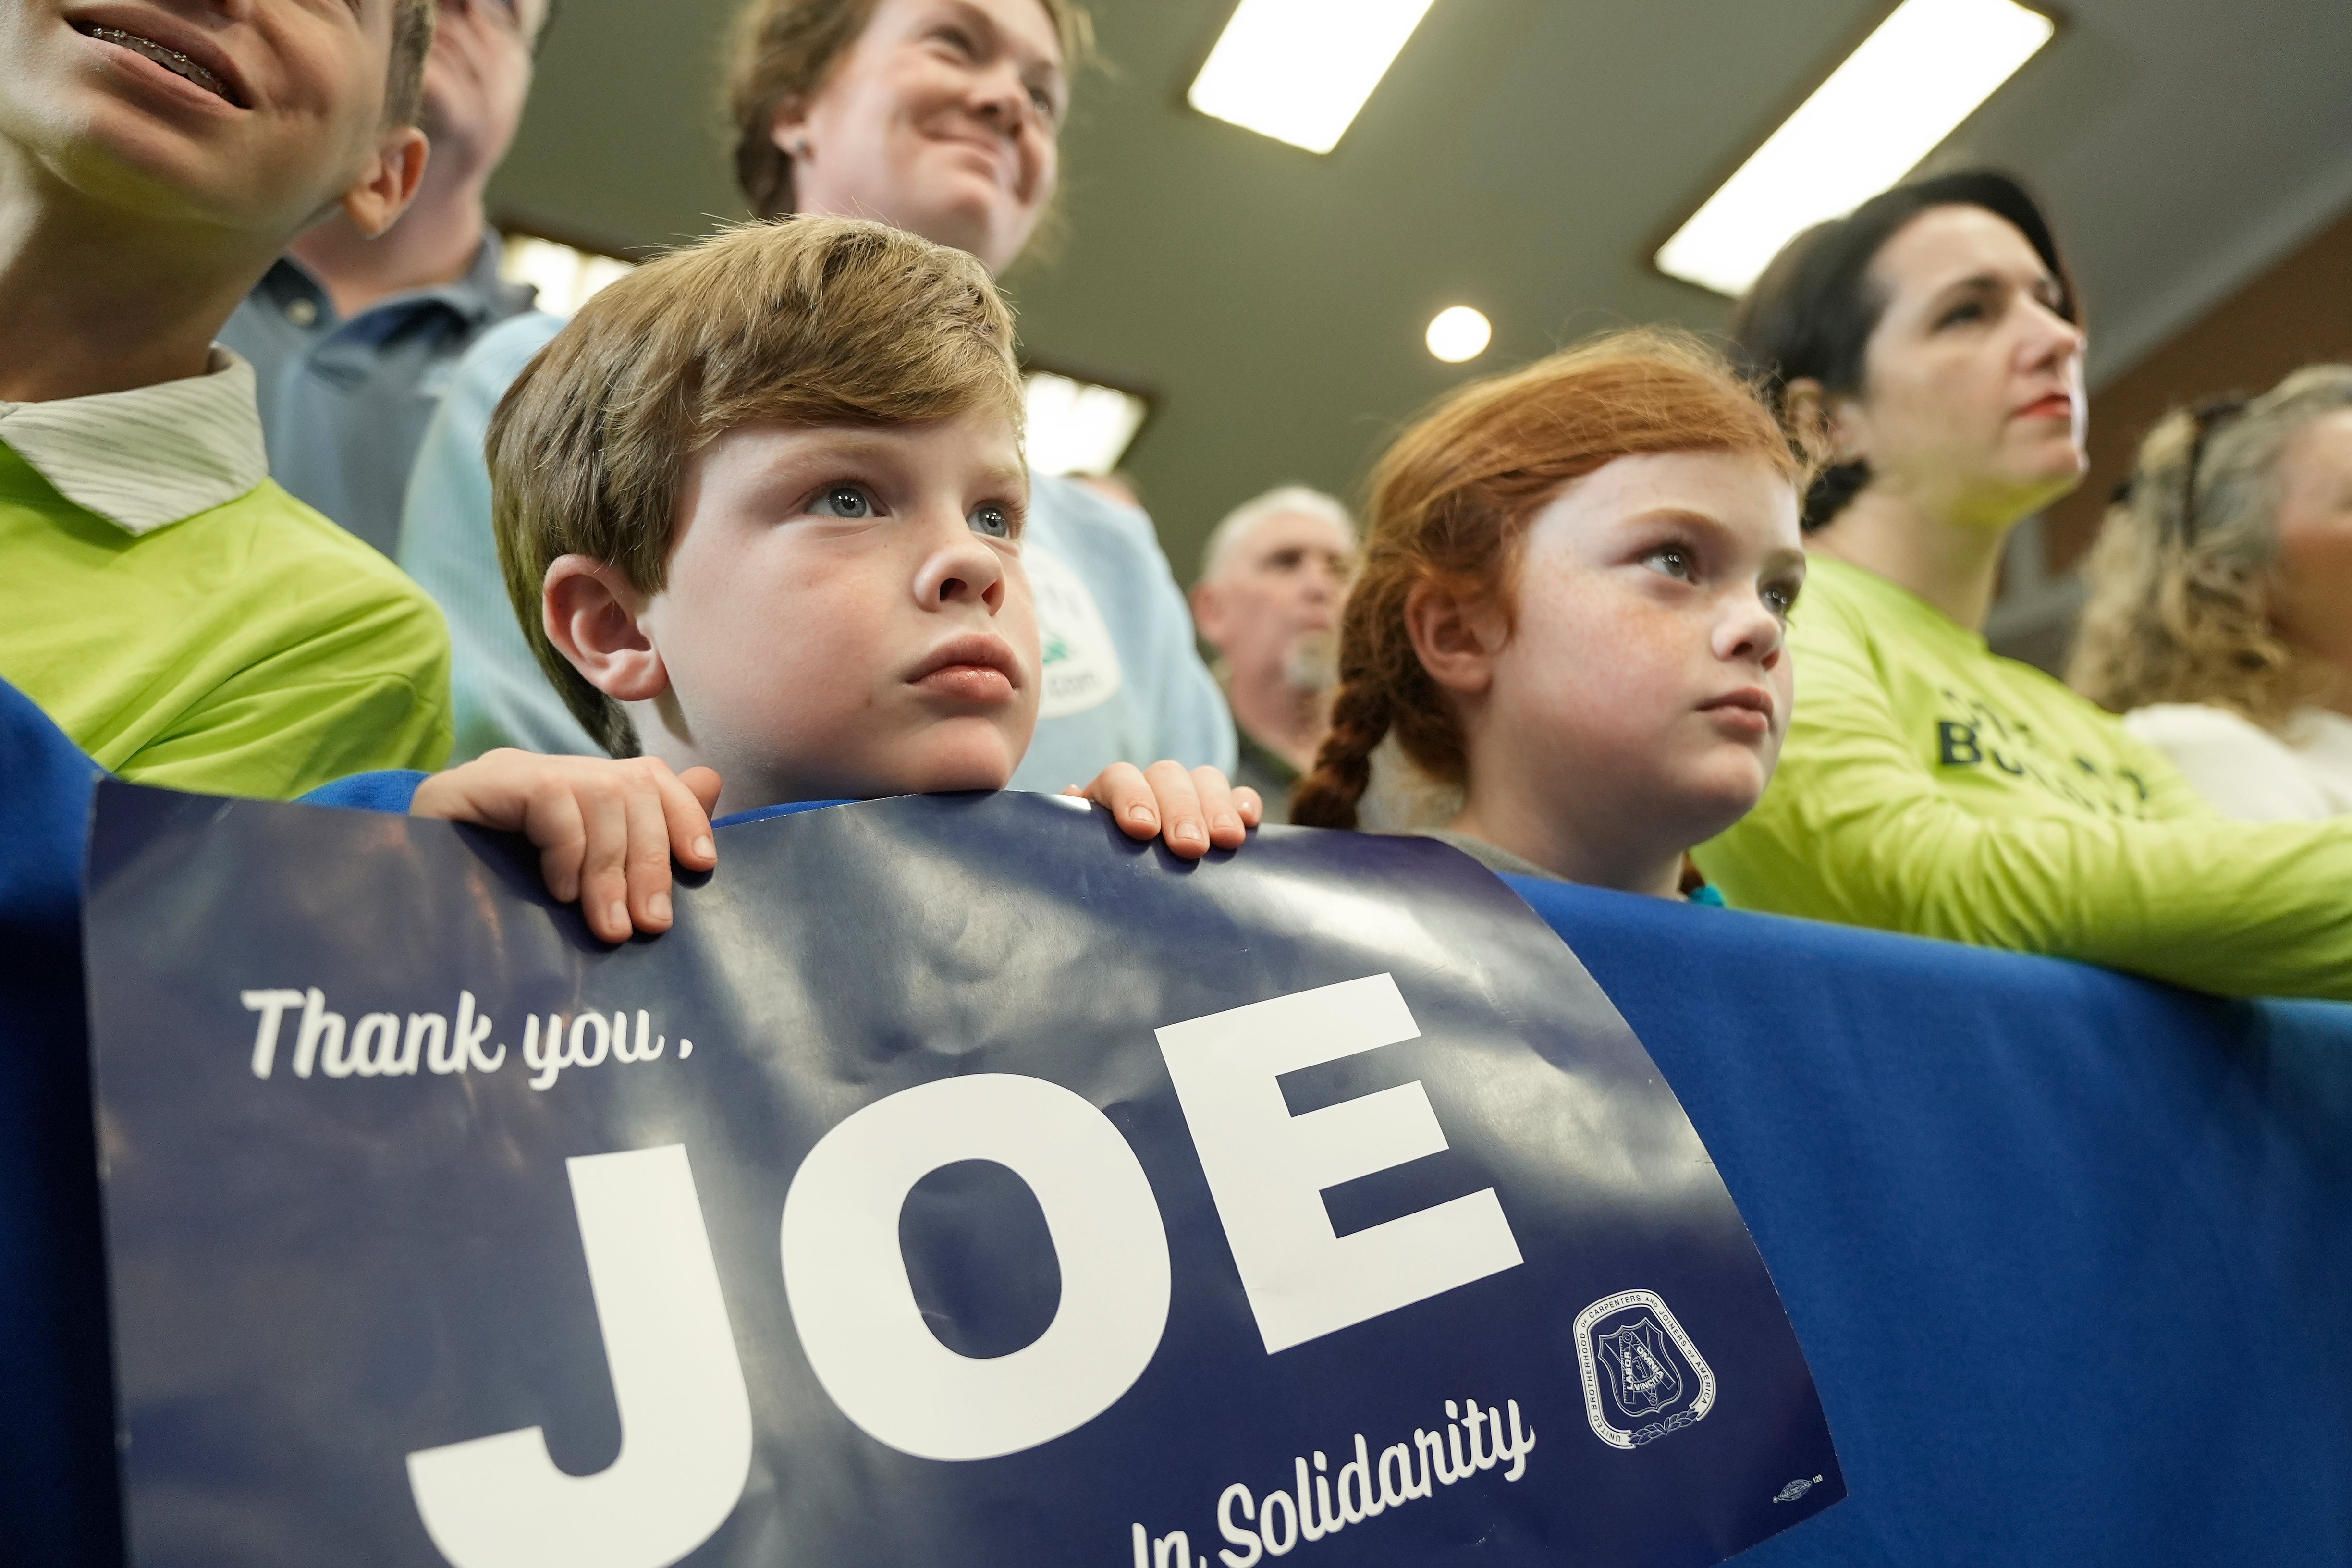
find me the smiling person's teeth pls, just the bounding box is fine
[88,25,232,101]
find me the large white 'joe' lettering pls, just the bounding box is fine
[779,1072,1173,1461]
[1156,973,1522,1354]
[406,1145,752,1568]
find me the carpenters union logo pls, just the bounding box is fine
[1573,1289,1715,1449]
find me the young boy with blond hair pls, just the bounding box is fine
[0,0,452,796]
[344,216,1258,938]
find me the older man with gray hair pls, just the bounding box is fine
[1190,485,1359,811]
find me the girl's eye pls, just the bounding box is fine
[1644,545,1696,581]
[968,502,1014,539]
[1762,580,1800,619]
[810,484,875,519]
[933,25,975,55]
[1937,299,1988,329]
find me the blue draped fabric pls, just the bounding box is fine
[1505,874,2352,1565]
[0,679,119,1564]
[3,709,2347,1563]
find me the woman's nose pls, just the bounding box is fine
[968,63,1031,134]
[2021,300,2087,370]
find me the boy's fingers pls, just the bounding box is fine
[679,765,724,823]
[523,787,589,905]
[623,778,678,933]
[658,763,719,870]
[572,781,636,944]
[1084,763,1158,838]
[1233,784,1265,829]
[409,754,521,830]
[1191,766,1247,850]
[1145,760,1209,858]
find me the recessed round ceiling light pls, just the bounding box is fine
[1425,306,1491,363]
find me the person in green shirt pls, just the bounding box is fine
[1697,170,2352,1001]
[0,0,452,797]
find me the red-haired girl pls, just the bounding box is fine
[1292,329,1808,900]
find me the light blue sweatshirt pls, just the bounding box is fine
[395,312,1236,790]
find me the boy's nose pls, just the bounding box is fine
[914,532,1007,613]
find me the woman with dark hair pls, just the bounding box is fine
[397,0,1239,797]
[1695,170,2352,1000]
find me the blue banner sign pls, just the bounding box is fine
[83,783,1842,1567]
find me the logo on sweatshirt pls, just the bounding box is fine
[1028,544,1124,720]
[1574,1290,1715,1448]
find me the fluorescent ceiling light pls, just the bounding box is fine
[1425,306,1491,363]
[1655,0,2054,297]
[1024,372,1152,477]
[499,233,635,318]
[1188,0,1440,155]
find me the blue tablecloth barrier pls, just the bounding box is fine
[0,679,114,1566]
[5,676,2349,1563]
[1504,875,2352,1564]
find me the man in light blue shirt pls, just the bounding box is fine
[220,0,547,554]
[400,0,1234,785]
[400,314,1236,789]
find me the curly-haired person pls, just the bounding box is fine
[2071,365,2352,820]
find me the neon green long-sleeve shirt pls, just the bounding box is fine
[1693,555,2352,1001]
[0,443,452,799]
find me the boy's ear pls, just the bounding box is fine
[545,556,669,703]
[337,126,430,240]
[1404,580,1503,698]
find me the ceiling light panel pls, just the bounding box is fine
[499,233,635,318]
[1024,372,1152,477]
[1188,0,1441,155]
[1655,0,2055,297]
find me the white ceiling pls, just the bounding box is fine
[490,0,2352,574]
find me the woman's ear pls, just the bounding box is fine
[1785,376,1867,467]
[769,98,811,160]
[338,126,429,239]
[1404,580,1504,698]
[544,556,669,703]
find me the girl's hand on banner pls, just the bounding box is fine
[1067,762,1262,860]
[410,751,724,942]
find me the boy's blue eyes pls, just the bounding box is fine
[802,484,1015,539]
[811,484,873,519]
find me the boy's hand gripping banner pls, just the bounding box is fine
[84,784,1843,1568]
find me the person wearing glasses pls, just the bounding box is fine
[218,0,550,556]
[1693,170,2352,1001]
[2070,368,2352,820]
